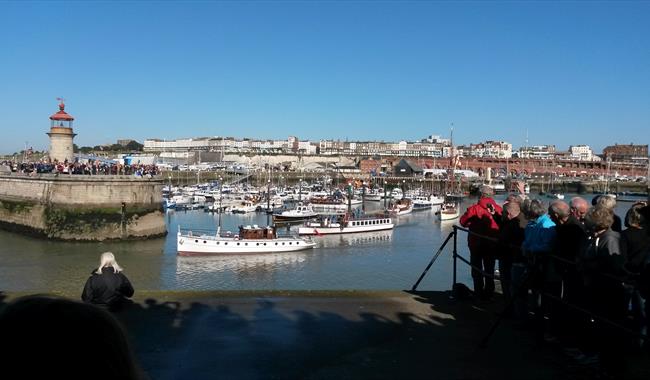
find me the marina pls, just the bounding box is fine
[0,195,476,294]
[2,191,643,295]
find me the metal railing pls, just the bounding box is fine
[412,224,649,348]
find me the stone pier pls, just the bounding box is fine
[0,173,166,240]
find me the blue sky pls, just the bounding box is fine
[1,1,648,154]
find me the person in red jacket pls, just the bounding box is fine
[460,185,503,299]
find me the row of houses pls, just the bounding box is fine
[143,136,647,163]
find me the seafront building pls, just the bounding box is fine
[144,136,516,159]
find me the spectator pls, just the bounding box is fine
[460,185,503,300]
[593,194,622,232]
[580,207,626,376]
[621,202,650,348]
[497,200,527,313]
[82,252,134,311]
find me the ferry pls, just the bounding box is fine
[177,225,316,256]
[298,214,394,235]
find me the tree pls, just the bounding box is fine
[125,140,144,151]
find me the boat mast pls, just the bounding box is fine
[217,176,223,236]
[450,123,455,195]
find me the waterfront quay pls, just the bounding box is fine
[2,290,648,380]
[0,173,165,240]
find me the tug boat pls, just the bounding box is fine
[177,225,316,255]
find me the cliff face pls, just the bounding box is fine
[0,174,166,241]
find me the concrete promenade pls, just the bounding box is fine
[95,291,648,379]
[2,290,649,379]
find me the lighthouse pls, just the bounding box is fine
[47,99,77,163]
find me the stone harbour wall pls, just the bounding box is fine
[0,174,166,241]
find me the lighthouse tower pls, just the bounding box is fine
[47,99,77,163]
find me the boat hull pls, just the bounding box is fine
[298,218,394,235]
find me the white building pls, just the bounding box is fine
[569,145,596,161]
[515,145,556,160]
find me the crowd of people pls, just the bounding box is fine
[1,159,159,177]
[460,186,650,377]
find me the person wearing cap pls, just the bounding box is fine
[460,185,502,300]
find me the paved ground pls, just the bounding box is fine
[110,290,616,380]
[2,290,649,379]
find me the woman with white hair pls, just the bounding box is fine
[82,252,134,310]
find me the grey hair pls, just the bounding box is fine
[549,200,570,219]
[505,201,521,214]
[625,203,646,228]
[526,199,546,219]
[96,252,123,275]
[596,194,617,210]
[570,197,589,211]
[479,185,494,197]
[585,207,614,231]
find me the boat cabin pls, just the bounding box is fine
[238,225,276,239]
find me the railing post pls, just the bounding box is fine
[452,226,458,290]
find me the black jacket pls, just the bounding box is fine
[82,267,134,307]
[497,212,527,263]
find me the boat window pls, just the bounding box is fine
[297,242,300,245]
[225,242,228,245]
[245,243,248,246]
[289,242,292,245]
[237,243,240,246]
[216,242,219,245]
[256,243,259,246]
[275,242,278,245]
[264,243,267,246]
[203,241,206,244]
[282,242,285,245]
[195,240,198,243]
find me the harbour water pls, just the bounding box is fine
[0,194,644,295]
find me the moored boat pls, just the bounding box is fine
[273,203,318,222]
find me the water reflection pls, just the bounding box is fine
[315,230,393,249]
[177,252,308,275]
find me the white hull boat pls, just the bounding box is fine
[389,198,413,216]
[298,216,394,235]
[273,204,318,221]
[177,226,316,255]
[437,202,460,221]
